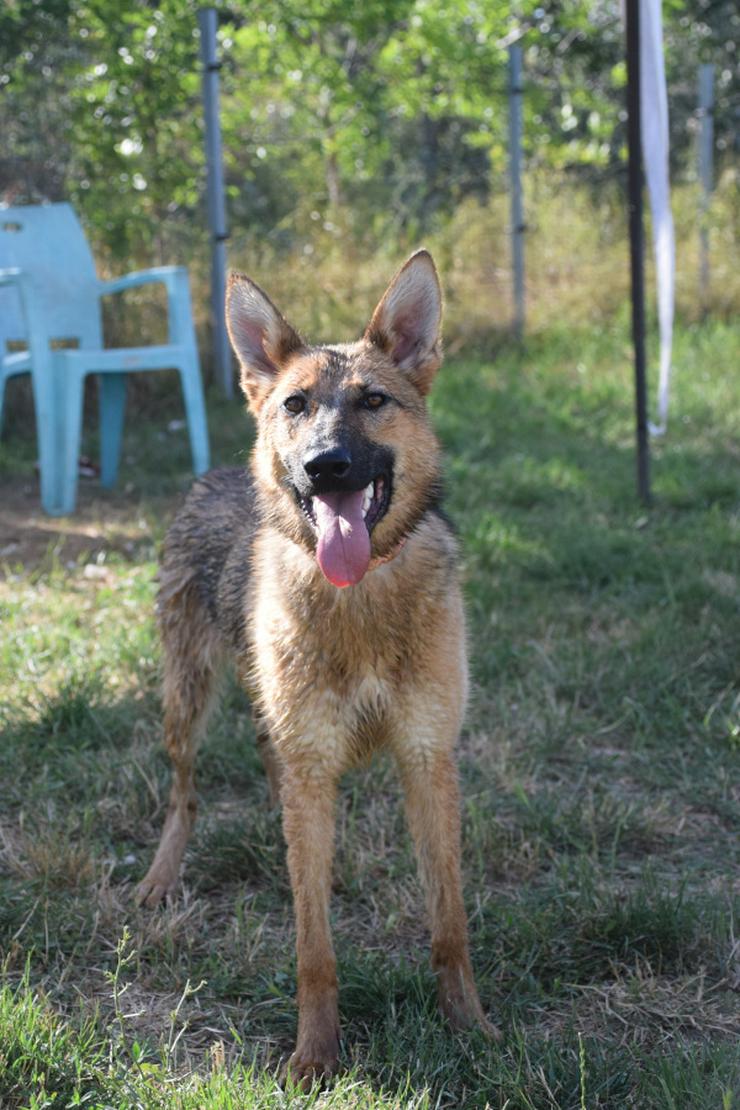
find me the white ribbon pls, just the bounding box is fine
[639,0,675,436]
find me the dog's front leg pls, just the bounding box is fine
[280,767,340,1085]
[398,749,499,1039]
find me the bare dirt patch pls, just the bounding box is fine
[0,478,155,573]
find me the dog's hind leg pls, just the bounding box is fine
[137,586,222,908]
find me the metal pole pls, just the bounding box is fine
[698,63,714,314]
[199,7,233,396]
[625,0,651,505]
[508,45,525,340]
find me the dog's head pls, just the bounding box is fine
[226,250,444,588]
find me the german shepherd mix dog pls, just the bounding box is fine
[138,250,496,1082]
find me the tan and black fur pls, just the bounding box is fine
[138,251,496,1083]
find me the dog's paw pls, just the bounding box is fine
[437,970,502,1041]
[467,1010,502,1042]
[281,1037,339,1090]
[135,869,178,908]
[443,998,502,1042]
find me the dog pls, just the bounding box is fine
[137,250,496,1082]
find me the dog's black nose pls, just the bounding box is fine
[304,447,352,482]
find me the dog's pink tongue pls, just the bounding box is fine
[313,490,371,588]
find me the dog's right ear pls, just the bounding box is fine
[226,273,304,411]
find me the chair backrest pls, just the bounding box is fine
[0,203,103,354]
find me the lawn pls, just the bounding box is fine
[0,318,738,1109]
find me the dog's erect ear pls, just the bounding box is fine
[226,273,304,410]
[364,249,442,394]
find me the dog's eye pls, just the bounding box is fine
[283,395,306,415]
[364,393,387,410]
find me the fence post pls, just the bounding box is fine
[198,7,233,397]
[508,44,525,340]
[625,0,650,505]
[698,63,714,314]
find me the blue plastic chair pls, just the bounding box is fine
[0,203,210,515]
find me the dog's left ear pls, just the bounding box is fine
[364,249,442,394]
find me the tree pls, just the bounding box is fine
[1,0,736,261]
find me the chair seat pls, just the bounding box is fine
[54,343,193,373]
[2,349,31,376]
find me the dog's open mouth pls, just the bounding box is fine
[297,475,391,588]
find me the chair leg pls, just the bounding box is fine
[27,356,67,516]
[51,371,86,517]
[99,374,127,488]
[178,351,210,476]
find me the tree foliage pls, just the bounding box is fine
[1,0,736,261]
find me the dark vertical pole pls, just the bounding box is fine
[199,7,233,397]
[698,63,714,314]
[508,45,525,339]
[625,0,651,505]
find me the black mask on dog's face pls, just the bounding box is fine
[276,368,397,587]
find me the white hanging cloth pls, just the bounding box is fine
[639,0,675,436]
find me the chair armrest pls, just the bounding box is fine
[0,267,37,321]
[0,268,54,366]
[99,266,195,346]
[99,265,187,296]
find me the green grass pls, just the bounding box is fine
[0,317,738,1108]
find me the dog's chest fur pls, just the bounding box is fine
[247,516,465,774]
